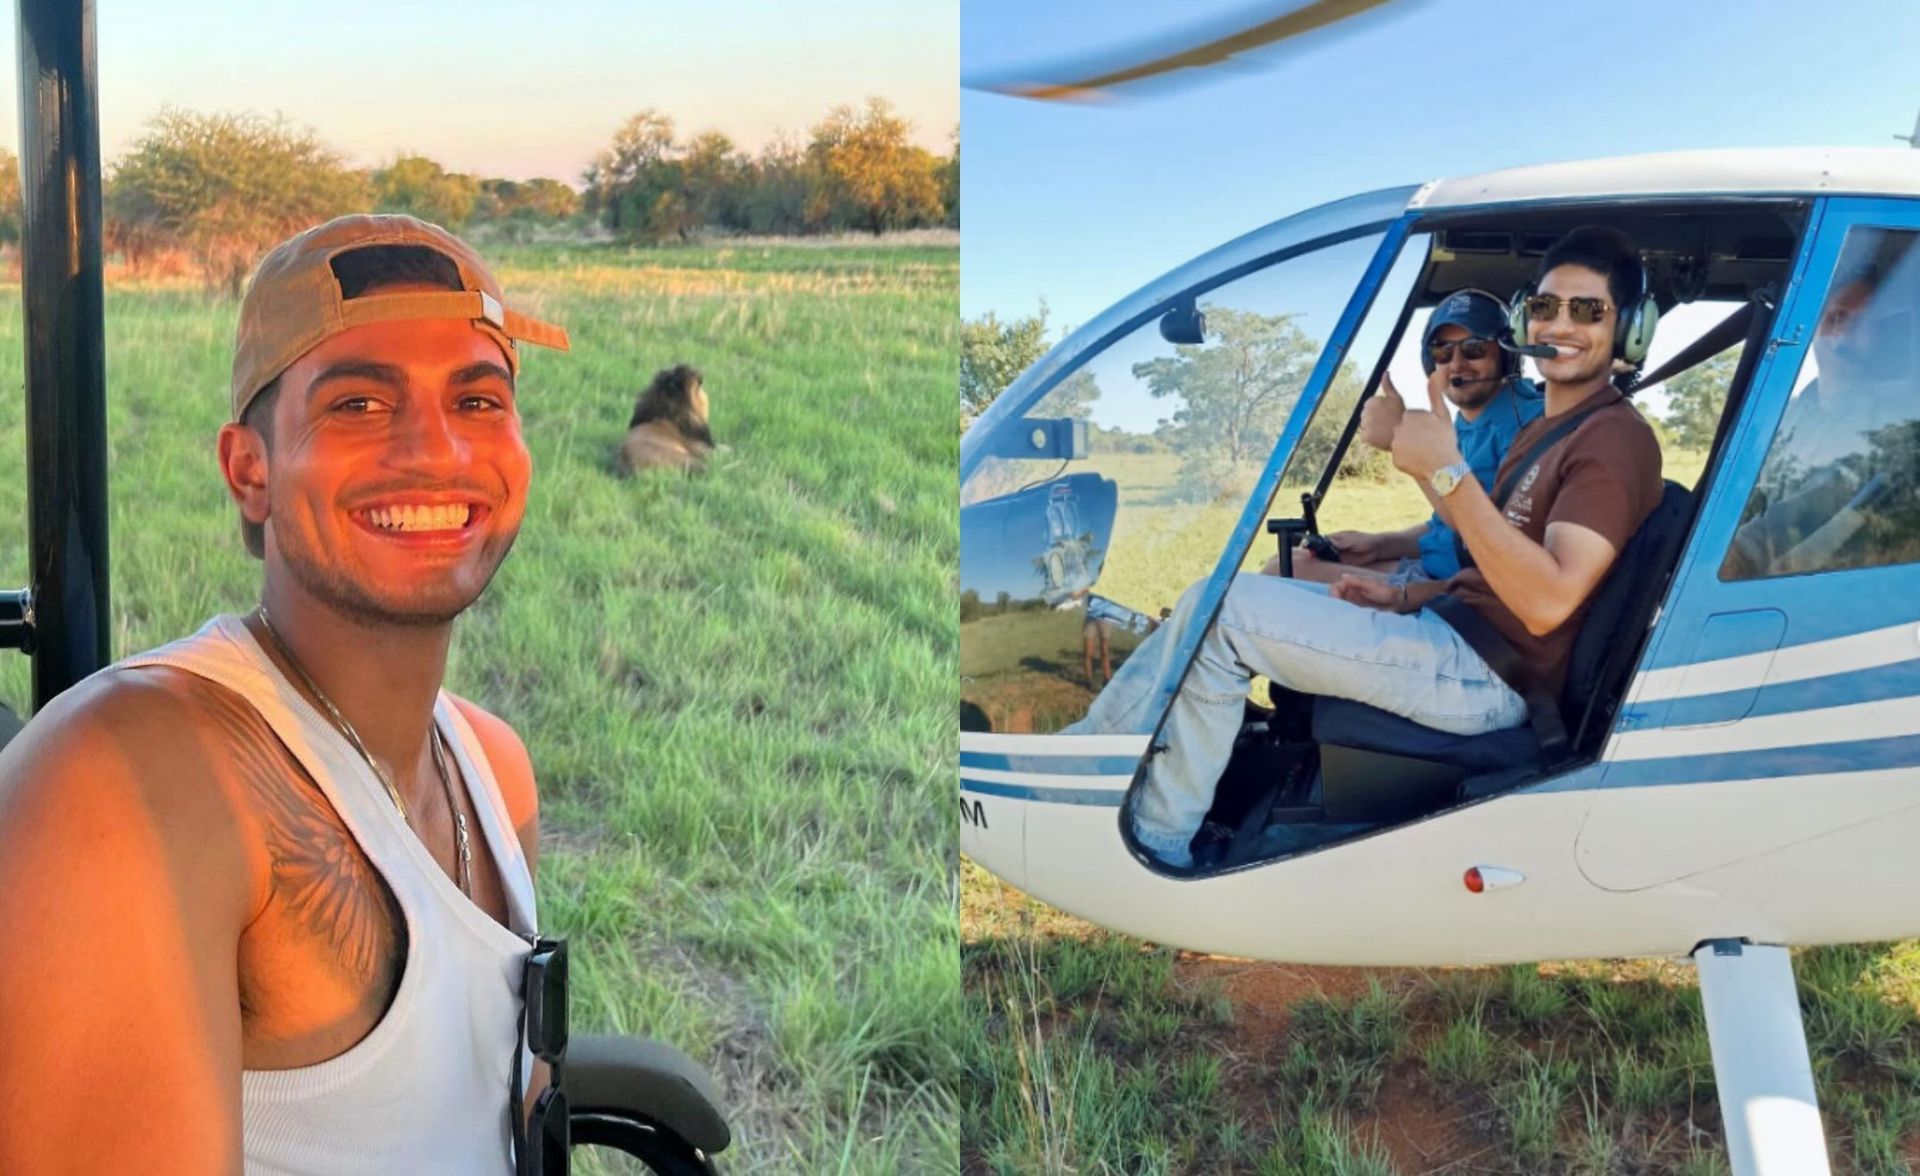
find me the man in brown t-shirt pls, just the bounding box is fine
[1076,225,1664,869]
[1350,225,1665,695]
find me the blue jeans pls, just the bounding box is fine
[1068,574,1527,867]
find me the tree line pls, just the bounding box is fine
[585,98,954,243]
[0,97,954,295]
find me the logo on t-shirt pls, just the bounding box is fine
[1504,463,1543,526]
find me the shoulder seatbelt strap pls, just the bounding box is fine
[1454,395,1617,572]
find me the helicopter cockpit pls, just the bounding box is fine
[958,171,1920,875]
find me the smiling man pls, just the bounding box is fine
[0,215,567,1173]
[1069,226,1664,869]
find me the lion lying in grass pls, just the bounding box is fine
[619,365,714,473]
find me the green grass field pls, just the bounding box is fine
[963,864,1920,1175]
[961,447,1920,1173]
[0,239,958,1173]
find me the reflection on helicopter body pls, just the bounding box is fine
[1726,232,1920,579]
[1039,483,1096,603]
[960,470,1131,732]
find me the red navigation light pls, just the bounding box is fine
[1464,867,1485,894]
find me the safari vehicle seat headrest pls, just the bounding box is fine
[1421,288,1517,377]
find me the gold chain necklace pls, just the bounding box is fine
[428,719,474,897]
[255,605,472,897]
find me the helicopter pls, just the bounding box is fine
[0,3,727,1172]
[960,147,1920,1174]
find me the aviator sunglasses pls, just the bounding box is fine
[1525,293,1614,324]
[512,936,571,1176]
[1426,337,1495,365]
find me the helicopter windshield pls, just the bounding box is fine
[961,195,1414,735]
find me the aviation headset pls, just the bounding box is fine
[1419,287,1519,378]
[1507,250,1660,366]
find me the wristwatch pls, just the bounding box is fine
[1429,461,1472,498]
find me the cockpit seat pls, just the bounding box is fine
[1311,480,1695,817]
[1312,699,1539,772]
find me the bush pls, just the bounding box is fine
[106,108,369,296]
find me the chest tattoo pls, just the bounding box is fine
[204,686,404,994]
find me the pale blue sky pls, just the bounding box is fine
[963,0,1920,332]
[0,1,956,183]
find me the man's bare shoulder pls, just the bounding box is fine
[4,664,244,779]
[447,694,538,852]
[0,666,266,874]
[0,665,254,1173]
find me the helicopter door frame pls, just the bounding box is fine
[1111,215,1421,844]
[1581,195,1920,892]
[1620,195,1920,713]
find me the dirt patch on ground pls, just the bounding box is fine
[1175,956,1411,1035]
[1209,960,1390,1007]
[1174,958,1503,1173]
[1356,1075,1495,1175]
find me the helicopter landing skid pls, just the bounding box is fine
[1693,940,1831,1176]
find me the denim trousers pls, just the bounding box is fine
[1068,574,1528,867]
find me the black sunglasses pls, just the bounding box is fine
[513,936,570,1176]
[1426,337,1494,365]
[1525,293,1613,325]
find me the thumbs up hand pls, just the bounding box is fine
[1390,373,1464,482]
[1357,371,1406,450]
[1425,366,1454,418]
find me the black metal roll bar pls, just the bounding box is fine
[9,0,110,709]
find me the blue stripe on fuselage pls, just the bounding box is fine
[960,733,1920,811]
[959,751,1142,775]
[1626,661,1920,729]
[1603,732,1920,788]
[959,777,1128,807]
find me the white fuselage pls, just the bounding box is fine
[962,716,1920,965]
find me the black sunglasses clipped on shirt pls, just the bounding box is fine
[512,935,570,1176]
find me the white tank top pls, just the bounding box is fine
[118,614,537,1175]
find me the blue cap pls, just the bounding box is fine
[1424,288,1508,344]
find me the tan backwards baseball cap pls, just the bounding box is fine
[230,213,570,421]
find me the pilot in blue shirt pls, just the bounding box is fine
[1418,373,1544,578]
[1278,288,1544,587]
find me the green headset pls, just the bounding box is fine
[1507,254,1660,366]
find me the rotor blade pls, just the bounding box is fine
[970,0,1404,102]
